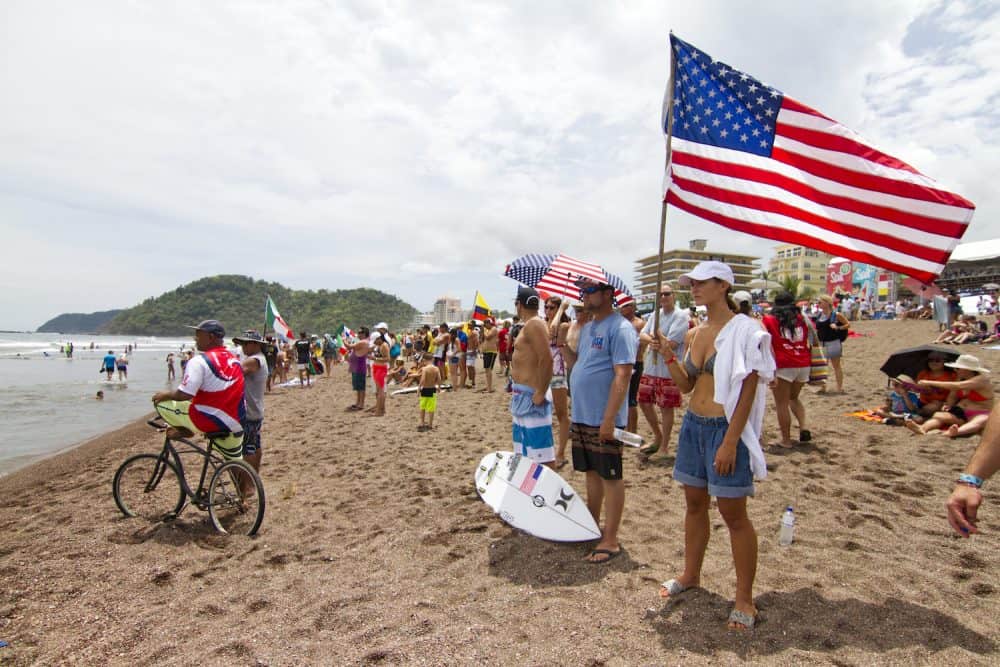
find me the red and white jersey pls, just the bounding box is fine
[178,346,245,433]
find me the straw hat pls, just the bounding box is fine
[944,354,990,374]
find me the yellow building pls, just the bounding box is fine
[767,244,832,296]
[633,239,759,308]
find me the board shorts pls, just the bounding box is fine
[351,372,366,391]
[466,351,479,363]
[241,419,263,456]
[775,366,810,383]
[673,412,753,498]
[481,352,497,369]
[510,383,554,463]
[570,423,623,481]
[433,354,445,368]
[419,387,437,413]
[638,375,682,409]
[628,360,643,407]
[154,400,243,461]
[549,375,567,390]
[449,356,460,365]
[372,364,388,389]
[822,338,843,359]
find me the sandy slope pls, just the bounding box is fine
[0,319,997,665]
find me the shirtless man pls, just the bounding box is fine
[466,322,480,389]
[510,286,554,465]
[433,323,451,383]
[479,319,498,392]
[417,357,442,431]
[618,298,646,433]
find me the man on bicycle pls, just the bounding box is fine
[151,320,245,460]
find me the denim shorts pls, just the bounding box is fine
[673,412,754,498]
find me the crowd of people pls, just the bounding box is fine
[145,260,998,634]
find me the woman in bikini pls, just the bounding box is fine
[544,296,572,469]
[370,334,391,416]
[906,354,993,437]
[653,261,775,632]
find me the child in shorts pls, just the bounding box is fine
[417,358,441,432]
[874,374,922,424]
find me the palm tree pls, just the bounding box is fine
[774,274,802,299]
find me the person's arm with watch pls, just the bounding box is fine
[947,402,1000,537]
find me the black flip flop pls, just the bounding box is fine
[585,548,621,564]
[799,430,812,442]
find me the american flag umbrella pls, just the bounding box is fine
[504,253,634,307]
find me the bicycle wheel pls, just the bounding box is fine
[113,453,185,522]
[207,461,265,536]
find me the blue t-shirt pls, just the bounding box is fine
[103,354,116,370]
[569,313,638,428]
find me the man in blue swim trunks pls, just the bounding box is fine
[102,350,116,380]
[509,286,554,465]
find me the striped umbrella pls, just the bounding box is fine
[504,253,633,307]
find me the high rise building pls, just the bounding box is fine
[634,240,759,308]
[767,244,833,296]
[433,296,463,324]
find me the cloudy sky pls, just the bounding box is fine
[2,0,997,330]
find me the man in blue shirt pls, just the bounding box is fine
[102,350,116,381]
[565,278,638,563]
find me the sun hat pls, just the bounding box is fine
[944,354,990,374]
[374,322,388,330]
[677,261,735,287]
[732,290,752,305]
[894,373,918,387]
[233,330,265,345]
[573,276,613,290]
[185,319,225,338]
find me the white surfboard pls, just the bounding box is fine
[474,451,601,542]
[391,383,452,396]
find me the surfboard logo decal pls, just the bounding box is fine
[532,495,545,508]
[554,489,574,511]
[518,463,543,494]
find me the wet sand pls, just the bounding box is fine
[0,319,997,665]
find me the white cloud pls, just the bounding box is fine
[0,0,995,329]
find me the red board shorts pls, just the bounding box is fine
[637,375,682,409]
[372,364,388,389]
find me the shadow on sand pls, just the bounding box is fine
[647,586,996,658]
[487,530,639,587]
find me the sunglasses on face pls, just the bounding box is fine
[581,286,608,295]
[660,292,673,297]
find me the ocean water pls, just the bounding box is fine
[0,332,191,476]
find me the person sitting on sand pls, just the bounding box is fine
[151,320,245,461]
[873,375,921,424]
[417,356,441,432]
[906,355,993,438]
[913,352,957,421]
[977,314,1000,345]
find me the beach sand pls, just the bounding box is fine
[0,319,997,665]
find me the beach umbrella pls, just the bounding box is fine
[504,253,633,307]
[879,345,959,381]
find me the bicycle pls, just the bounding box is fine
[112,418,265,535]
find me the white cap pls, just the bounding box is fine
[677,261,735,287]
[732,290,752,305]
[374,322,388,330]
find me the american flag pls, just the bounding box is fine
[518,462,543,495]
[504,253,633,306]
[664,34,975,285]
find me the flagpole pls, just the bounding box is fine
[652,33,678,354]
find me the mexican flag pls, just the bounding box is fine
[265,295,293,342]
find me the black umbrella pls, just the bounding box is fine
[879,345,960,380]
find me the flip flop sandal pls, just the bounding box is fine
[639,443,661,455]
[659,578,690,598]
[554,459,569,470]
[728,608,758,631]
[799,430,812,442]
[584,548,621,564]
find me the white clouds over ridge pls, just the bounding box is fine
[0,1,995,328]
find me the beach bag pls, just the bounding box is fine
[809,345,829,385]
[390,342,401,358]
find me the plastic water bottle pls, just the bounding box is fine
[613,428,644,448]
[778,506,795,546]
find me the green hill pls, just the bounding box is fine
[36,309,123,334]
[103,275,418,336]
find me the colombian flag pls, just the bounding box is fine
[472,292,492,321]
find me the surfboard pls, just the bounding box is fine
[474,451,601,542]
